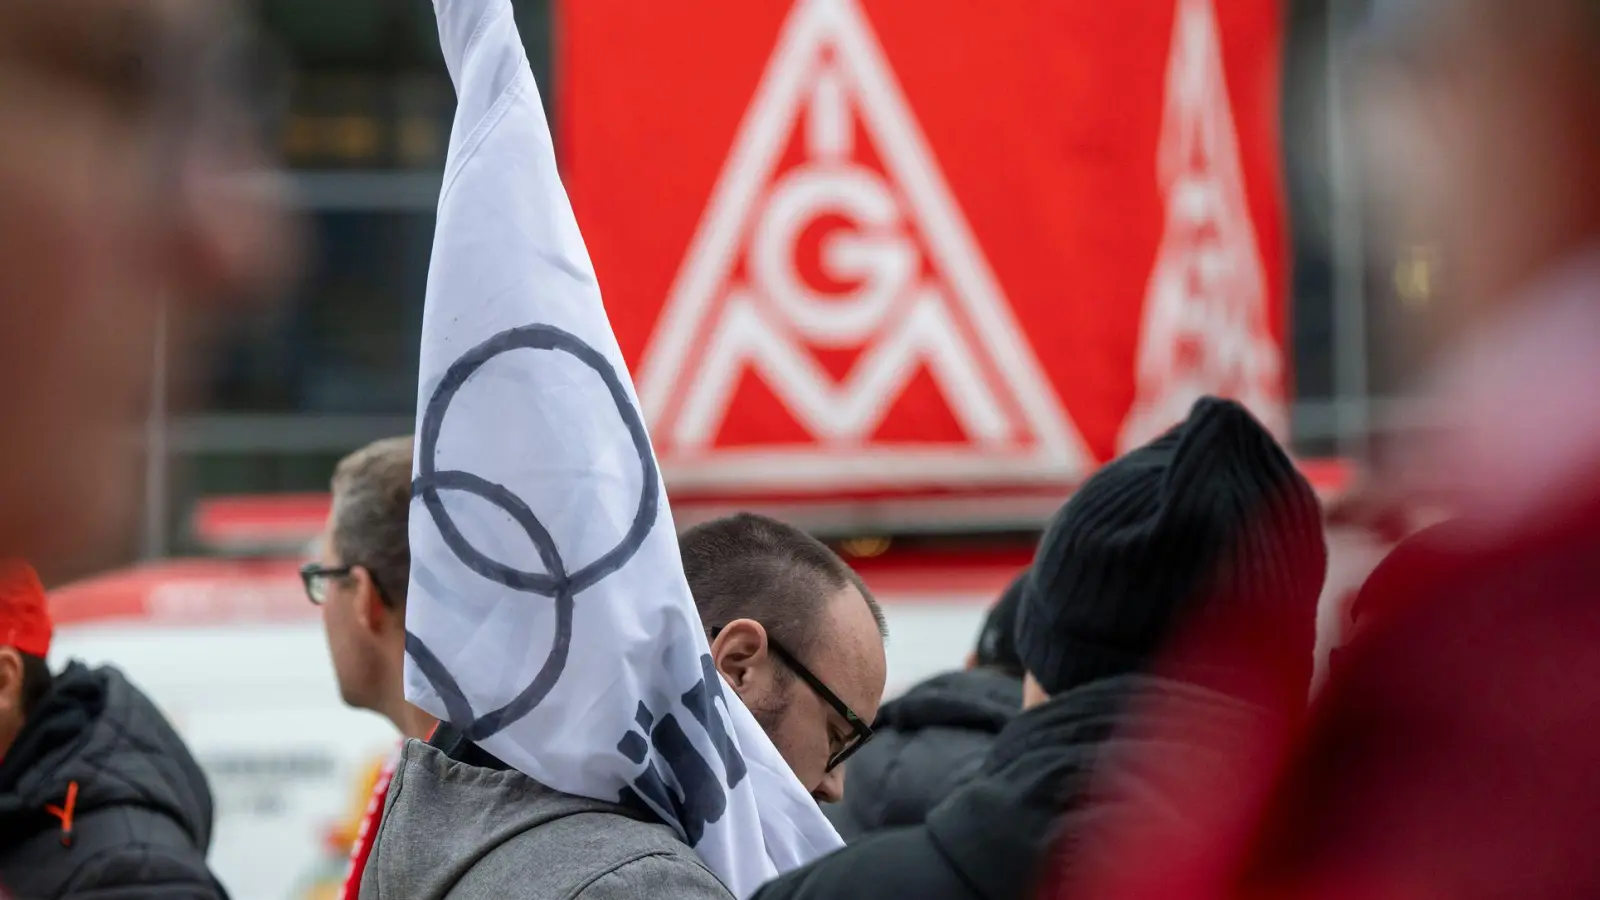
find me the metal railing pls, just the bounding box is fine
[161,396,1426,459]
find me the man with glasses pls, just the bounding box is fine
[402,512,889,899]
[305,435,435,899]
[684,511,888,805]
[306,435,436,742]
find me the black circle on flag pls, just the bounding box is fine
[406,323,660,741]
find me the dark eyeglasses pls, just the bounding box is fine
[710,626,873,772]
[299,562,390,607]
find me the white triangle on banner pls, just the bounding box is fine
[635,0,1092,492]
[1118,0,1288,453]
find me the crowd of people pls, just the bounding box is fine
[1,394,1325,900]
[6,0,1600,897]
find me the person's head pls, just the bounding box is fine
[681,513,888,803]
[0,561,55,758]
[1328,519,1466,677]
[1015,397,1328,709]
[308,436,415,722]
[1359,0,1600,329]
[967,571,1027,679]
[0,0,293,573]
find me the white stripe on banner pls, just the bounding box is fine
[401,0,844,896]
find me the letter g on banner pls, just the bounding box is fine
[405,323,661,742]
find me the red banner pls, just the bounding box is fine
[562,0,1287,499]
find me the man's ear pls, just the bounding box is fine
[1021,671,1050,710]
[964,651,979,671]
[350,567,395,637]
[709,618,775,694]
[0,647,24,722]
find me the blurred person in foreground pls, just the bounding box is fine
[0,1,287,895]
[364,513,888,900]
[0,562,224,898]
[303,436,436,900]
[752,397,1327,900]
[823,574,1027,841]
[0,0,292,577]
[1053,3,1600,898]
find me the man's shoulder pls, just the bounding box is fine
[752,826,963,900]
[471,826,734,900]
[372,739,729,900]
[581,851,735,899]
[60,841,224,899]
[504,796,726,877]
[0,812,221,900]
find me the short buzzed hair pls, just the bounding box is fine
[680,513,886,656]
[330,435,414,609]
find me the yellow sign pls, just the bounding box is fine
[294,754,390,900]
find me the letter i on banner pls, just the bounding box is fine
[402,0,843,896]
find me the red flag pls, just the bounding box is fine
[562,0,1288,499]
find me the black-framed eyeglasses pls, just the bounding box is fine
[710,626,873,772]
[299,563,353,606]
[300,562,392,608]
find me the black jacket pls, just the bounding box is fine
[755,674,1269,900]
[825,668,1021,840]
[0,663,224,900]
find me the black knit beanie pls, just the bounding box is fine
[1014,396,1327,698]
[973,571,1027,675]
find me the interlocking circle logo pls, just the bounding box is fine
[405,324,660,741]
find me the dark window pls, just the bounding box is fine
[255,0,551,169]
[210,212,434,415]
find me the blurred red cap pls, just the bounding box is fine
[0,561,51,658]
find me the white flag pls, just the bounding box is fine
[402,0,844,895]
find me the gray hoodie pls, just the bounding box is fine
[361,738,734,900]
